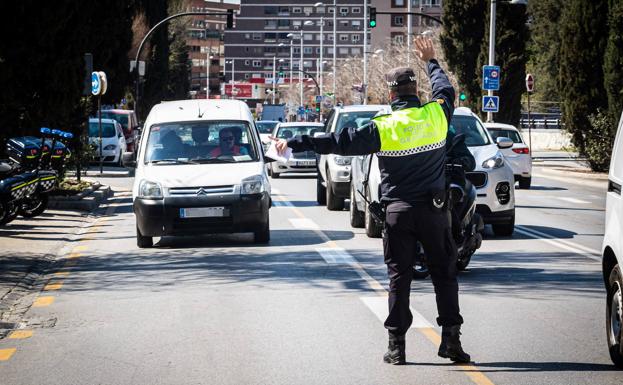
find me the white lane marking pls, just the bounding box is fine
[272,200,292,207]
[316,247,355,264]
[289,218,319,230]
[515,225,601,261]
[360,296,433,329]
[557,197,591,205]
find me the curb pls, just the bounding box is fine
[48,184,114,211]
[534,165,609,182]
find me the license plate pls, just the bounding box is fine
[179,207,228,218]
[295,160,315,167]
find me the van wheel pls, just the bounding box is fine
[316,174,327,205]
[136,225,153,248]
[254,219,270,244]
[365,191,383,238]
[350,184,365,228]
[608,264,623,368]
[326,171,345,211]
[492,213,515,237]
[519,177,531,189]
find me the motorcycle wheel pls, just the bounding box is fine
[2,203,19,224]
[0,201,9,225]
[19,194,49,218]
[457,250,474,271]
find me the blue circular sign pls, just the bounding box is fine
[91,72,101,95]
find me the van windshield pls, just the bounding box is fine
[144,121,258,164]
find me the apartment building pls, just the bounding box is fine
[185,0,240,98]
[370,0,443,47]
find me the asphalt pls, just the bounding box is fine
[0,162,618,385]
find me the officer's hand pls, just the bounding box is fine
[415,36,435,62]
[268,136,289,155]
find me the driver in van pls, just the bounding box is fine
[209,127,249,157]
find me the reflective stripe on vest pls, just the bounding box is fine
[372,103,447,157]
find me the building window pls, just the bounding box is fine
[252,33,262,40]
[351,47,361,55]
[245,60,250,65]
[303,7,313,14]
[279,6,289,13]
[265,32,277,42]
[292,7,302,13]
[392,0,406,6]
[264,6,278,14]
[265,20,277,28]
[245,47,250,52]
[339,20,349,28]
[328,34,334,41]
[352,7,361,13]
[278,19,290,27]
[352,34,360,42]
[304,47,313,54]
[293,47,301,54]
[316,47,321,54]
[317,6,325,13]
[328,7,334,13]
[339,34,349,41]
[304,33,313,41]
[352,20,361,28]
[340,7,349,15]
[303,60,312,68]
[293,20,301,27]
[393,15,404,26]
[327,47,334,54]
[253,60,262,67]
[339,47,349,55]
[244,74,250,79]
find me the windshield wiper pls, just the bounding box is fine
[148,159,199,165]
[191,158,237,164]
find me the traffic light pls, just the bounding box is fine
[226,9,234,29]
[459,93,467,102]
[369,7,377,28]
[278,66,284,77]
[315,104,320,113]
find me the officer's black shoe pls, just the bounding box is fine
[383,334,406,365]
[438,325,471,363]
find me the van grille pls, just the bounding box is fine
[169,185,235,196]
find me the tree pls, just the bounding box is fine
[559,0,608,157]
[440,0,487,111]
[604,0,623,124]
[478,2,529,126]
[527,0,563,103]
[167,0,190,100]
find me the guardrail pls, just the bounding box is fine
[519,118,564,130]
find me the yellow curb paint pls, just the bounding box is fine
[32,296,55,307]
[44,281,64,291]
[0,348,16,361]
[8,330,33,339]
[54,272,70,277]
[73,245,89,252]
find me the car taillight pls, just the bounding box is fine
[512,147,530,154]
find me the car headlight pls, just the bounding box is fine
[104,144,117,150]
[482,152,505,169]
[241,175,265,195]
[138,180,163,199]
[334,156,352,166]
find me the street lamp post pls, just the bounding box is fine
[272,55,276,104]
[363,3,368,104]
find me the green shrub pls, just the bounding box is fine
[586,109,616,172]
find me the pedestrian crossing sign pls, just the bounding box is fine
[482,96,499,113]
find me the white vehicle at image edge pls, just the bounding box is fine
[317,104,392,211]
[124,99,271,248]
[267,122,323,178]
[88,118,127,165]
[351,107,516,238]
[484,122,533,189]
[602,110,623,367]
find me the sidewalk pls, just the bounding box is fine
[0,209,94,333]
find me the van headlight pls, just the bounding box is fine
[334,156,352,166]
[138,180,163,199]
[482,152,505,169]
[241,175,266,195]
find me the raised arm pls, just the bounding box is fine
[414,36,455,123]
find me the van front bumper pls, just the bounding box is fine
[134,192,270,237]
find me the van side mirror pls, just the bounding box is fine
[122,152,136,168]
[496,137,514,149]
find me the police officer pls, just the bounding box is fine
[272,36,470,365]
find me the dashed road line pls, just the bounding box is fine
[31,296,55,307]
[360,296,433,328]
[8,330,33,339]
[0,348,16,361]
[43,281,64,291]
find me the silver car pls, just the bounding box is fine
[267,122,324,178]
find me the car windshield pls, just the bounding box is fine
[144,121,258,164]
[101,112,129,129]
[336,111,380,133]
[275,126,321,139]
[450,116,491,147]
[88,122,116,138]
[488,128,523,144]
[256,121,278,134]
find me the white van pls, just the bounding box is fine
[125,100,271,248]
[603,111,623,367]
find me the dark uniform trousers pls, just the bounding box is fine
[383,200,464,337]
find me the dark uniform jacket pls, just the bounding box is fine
[287,59,457,204]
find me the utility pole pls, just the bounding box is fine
[332,0,336,101]
[363,3,368,104]
[300,30,304,107]
[272,55,276,104]
[487,0,496,123]
[206,49,210,99]
[319,16,324,97]
[407,0,412,66]
[290,40,294,89]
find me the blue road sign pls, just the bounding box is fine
[91,72,101,95]
[482,96,499,113]
[297,106,305,115]
[315,95,323,103]
[483,65,501,91]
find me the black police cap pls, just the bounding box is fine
[385,67,417,88]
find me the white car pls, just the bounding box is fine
[267,122,323,178]
[124,99,271,248]
[602,111,623,367]
[88,118,127,165]
[351,107,516,237]
[317,104,391,210]
[485,122,532,189]
[255,120,279,146]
